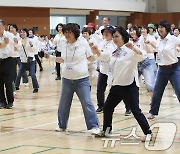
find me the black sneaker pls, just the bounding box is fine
[6,103,13,109]
[40,68,43,72]
[15,87,19,91]
[33,89,38,93]
[55,76,61,80]
[96,107,103,113]
[125,109,132,116]
[0,105,7,109]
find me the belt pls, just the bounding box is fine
[160,62,178,68]
[0,57,12,61]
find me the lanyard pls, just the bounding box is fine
[109,48,121,83]
[65,43,77,62]
[101,40,111,52]
[159,39,168,53]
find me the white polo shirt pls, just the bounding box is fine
[176,36,180,58]
[156,33,180,65]
[0,31,14,59]
[12,33,21,58]
[97,39,117,75]
[20,38,36,62]
[139,34,157,59]
[54,33,64,52]
[98,45,145,87]
[132,38,147,59]
[60,37,93,80]
[29,35,40,55]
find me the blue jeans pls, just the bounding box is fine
[14,57,28,83]
[138,58,157,92]
[15,60,39,89]
[58,77,99,130]
[149,63,180,115]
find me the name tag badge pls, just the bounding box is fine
[100,60,105,65]
[156,53,162,63]
[66,64,73,72]
[108,67,112,74]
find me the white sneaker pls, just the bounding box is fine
[24,83,29,87]
[147,113,156,120]
[52,70,56,74]
[55,127,66,132]
[90,127,100,135]
[173,94,177,98]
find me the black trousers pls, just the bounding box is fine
[97,72,131,110]
[0,58,15,106]
[56,51,61,77]
[35,54,43,72]
[103,81,151,135]
[97,72,108,108]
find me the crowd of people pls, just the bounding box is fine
[0,17,179,140]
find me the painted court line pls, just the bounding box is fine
[0,115,84,135]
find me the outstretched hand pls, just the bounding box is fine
[4,37,9,44]
[125,42,134,50]
[90,43,99,55]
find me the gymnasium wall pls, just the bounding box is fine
[0,7,50,36]
[127,12,180,27]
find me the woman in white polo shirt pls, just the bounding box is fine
[46,23,100,134]
[15,28,39,93]
[9,24,28,84]
[91,26,152,137]
[95,25,116,113]
[53,23,64,80]
[131,26,156,98]
[148,20,180,119]
[0,19,15,109]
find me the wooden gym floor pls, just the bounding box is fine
[0,60,179,154]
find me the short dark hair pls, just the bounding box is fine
[75,23,80,30]
[62,23,80,40]
[132,26,141,38]
[113,26,129,44]
[40,35,45,38]
[20,28,29,37]
[157,20,171,33]
[82,27,92,35]
[173,27,180,32]
[142,25,149,34]
[0,19,5,26]
[10,24,18,31]
[28,28,35,34]
[55,23,64,32]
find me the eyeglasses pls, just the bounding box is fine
[64,31,73,34]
